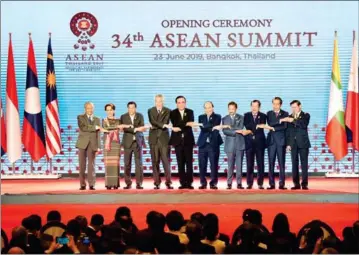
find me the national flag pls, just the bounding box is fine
[345,31,359,151]
[6,34,22,163]
[325,32,348,160]
[45,36,61,159]
[1,98,6,157]
[22,35,46,162]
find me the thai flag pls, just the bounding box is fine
[22,36,46,162]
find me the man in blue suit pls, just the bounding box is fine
[197,101,223,189]
[222,101,252,189]
[258,97,289,190]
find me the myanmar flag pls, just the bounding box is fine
[325,32,348,161]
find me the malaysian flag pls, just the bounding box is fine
[45,35,61,159]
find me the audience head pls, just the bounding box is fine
[272,213,290,236]
[10,226,28,250]
[203,213,219,241]
[166,210,185,232]
[321,247,338,254]
[66,219,81,240]
[190,212,205,226]
[185,220,202,243]
[248,209,263,225]
[7,247,25,254]
[353,220,359,238]
[242,209,252,222]
[90,214,104,231]
[115,207,134,230]
[75,215,88,233]
[47,210,61,222]
[146,211,166,233]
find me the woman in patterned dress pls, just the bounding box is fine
[102,103,131,189]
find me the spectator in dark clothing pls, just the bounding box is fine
[230,222,268,253]
[85,214,104,253]
[1,228,9,254]
[113,206,138,247]
[298,225,324,254]
[186,220,215,254]
[202,213,226,253]
[138,211,183,254]
[99,222,126,254]
[135,230,157,254]
[8,226,28,253]
[270,213,297,253]
[54,219,82,254]
[22,215,44,254]
[166,210,189,245]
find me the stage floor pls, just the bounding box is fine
[1,177,358,204]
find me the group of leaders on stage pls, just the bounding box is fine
[76,95,310,191]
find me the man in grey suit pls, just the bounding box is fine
[222,101,252,189]
[76,102,103,190]
[148,94,173,190]
[120,101,147,189]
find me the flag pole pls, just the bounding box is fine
[30,159,33,174]
[12,163,15,175]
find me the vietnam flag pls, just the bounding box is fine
[345,31,359,151]
[22,35,46,162]
[325,32,348,160]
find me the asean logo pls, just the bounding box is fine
[70,12,98,51]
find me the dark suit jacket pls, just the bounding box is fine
[76,114,101,151]
[266,110,289,147]
[187,241,216,254]
[120,113,145,149]
[244,111,267,149]
[169,108,195,146]
[286,112,311,149]
[138,229,184,254]
[148,107,170,146]
[222,114,245,152]
[197,113,223,148]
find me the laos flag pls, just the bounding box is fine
[22,36,46,162]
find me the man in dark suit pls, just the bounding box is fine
[76,102,103,190]
[282,100,311,190]
[120,101,147,189]
[222,101,251,189]
[197,101,223,190]
[244,100,267,189]
[148,94,173,190]
[258,97,289,189]
[169,96,195,189]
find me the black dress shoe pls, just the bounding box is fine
[279,186,287,190]
[123,185,132,190]
[89,186,95,190]
[302,186,309,190]
[247,185,253,190]
[187,185,194,189]
[166,185,173,190]
[291,186,301,190]
[136,185,144,190]
[178,186,186,189]
[258,186,264,190]
[237,185,244,190]
[199,185,207,189]
[79,186,86,190]
[227,184,232,190]
[210,185,218,190]
[106,186,111,190]
[267,186,275,190]
[154,185,160,190]
[114,186,119,189]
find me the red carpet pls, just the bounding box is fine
[2,203,358,239]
